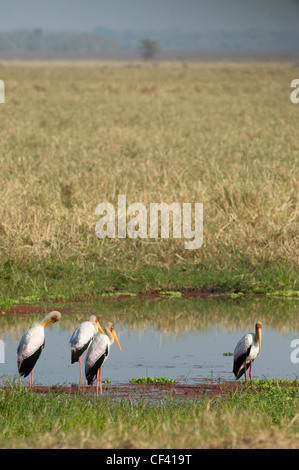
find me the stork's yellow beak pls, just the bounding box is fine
[43,311,61,328]
[96,321,104,334]
[44,317,60,328]
[258,328,262,351]
[112,329,122,352]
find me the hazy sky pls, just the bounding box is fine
[0,0,298,33]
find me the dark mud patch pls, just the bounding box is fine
[2,303,79,317]
[3,380,298,402]
[13,380,242,401]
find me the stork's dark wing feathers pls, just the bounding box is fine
[71,340,91,364]
[18,343,44,377]
[233,344,252,380]
[86,344,109,385]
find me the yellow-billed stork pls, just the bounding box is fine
[70,314,104,386]
[85,322,121,396]
[233,322,262,381]
[17,311,61,387]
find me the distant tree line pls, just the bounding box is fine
[0,30,119,57]
[0,28,298,59]
[0,30,163,59]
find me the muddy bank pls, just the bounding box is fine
[5,380,298,401]
[8,380,242,401]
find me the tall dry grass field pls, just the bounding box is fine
[0,61,298,300]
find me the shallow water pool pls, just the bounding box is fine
[1,296,298,387]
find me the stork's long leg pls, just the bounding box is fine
[29,369,34,388]
[96,365,103,398]
[79,356,82,388]
[99,365,102,395]
[85,347,89,387]
[96,368,99,398]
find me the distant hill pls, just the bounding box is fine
[0,27,298,59]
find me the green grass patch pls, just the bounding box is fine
[129,377,176,384]
[1,257,298,310]
[0,380,298,448]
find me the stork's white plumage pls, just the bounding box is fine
[70,315,104,386]
[17,311,61,387]
[233,322,262,381]
[85,322,121,396]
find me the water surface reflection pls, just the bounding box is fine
[0,296,298,386]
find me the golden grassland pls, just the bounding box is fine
[0,62,298,450]
[0,61,298,303]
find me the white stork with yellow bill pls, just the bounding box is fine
[233,322,262,382]
[70,315,104,386]
[85,322,122,397]
[17,311,62,387]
